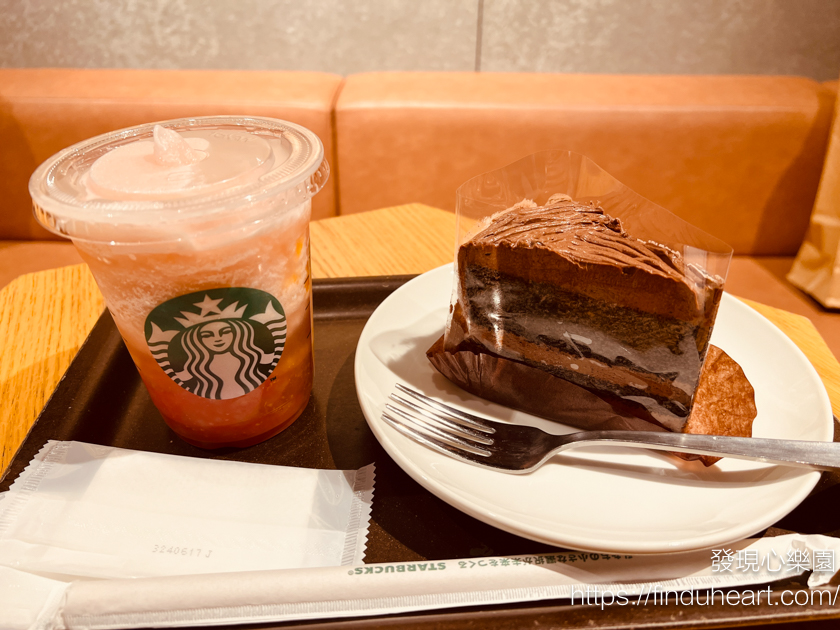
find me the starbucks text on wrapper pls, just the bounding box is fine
[30,117,329,448]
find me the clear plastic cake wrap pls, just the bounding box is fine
[427,151,753,461]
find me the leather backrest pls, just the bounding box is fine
[0,69,343,240]
[335,72,837,255]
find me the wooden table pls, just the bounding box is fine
[2,203,840,477]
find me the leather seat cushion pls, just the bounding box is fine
[0,68,343,240]
[0,240,83,290]
[336,72,837,256]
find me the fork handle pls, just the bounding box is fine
[554,431,840,468]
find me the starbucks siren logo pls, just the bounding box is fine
[145,288,286,400]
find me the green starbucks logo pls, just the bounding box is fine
[145,288,286,400]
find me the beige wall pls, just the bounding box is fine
[1,0,839,79]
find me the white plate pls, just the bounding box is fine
[354,264,834,554]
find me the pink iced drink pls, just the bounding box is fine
[30,117,328,447]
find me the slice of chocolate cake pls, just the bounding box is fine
[452,195,724,431]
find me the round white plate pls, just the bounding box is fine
[354,264,834,554]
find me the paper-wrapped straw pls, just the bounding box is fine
[22,534,836,630]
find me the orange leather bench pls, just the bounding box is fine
[335,72,837,255]
[3,68,840,354]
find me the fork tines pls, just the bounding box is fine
[382,385,495,458]
[394,384,493,433]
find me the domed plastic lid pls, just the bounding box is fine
[30,116,328,241]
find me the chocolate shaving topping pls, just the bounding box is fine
[470,199,693,288]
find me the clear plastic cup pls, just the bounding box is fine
[30,116,329,448]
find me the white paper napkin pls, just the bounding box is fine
[0,441,375,578]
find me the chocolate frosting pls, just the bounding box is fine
[462,198,722,322]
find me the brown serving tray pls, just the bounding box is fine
[3,276,840,630]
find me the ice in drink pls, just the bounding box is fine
[30,117,328,448]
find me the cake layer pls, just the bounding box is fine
[427,334,756,466]
[462,264,708,356]
[454,300,693,429]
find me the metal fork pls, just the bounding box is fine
[382,384,840,473]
